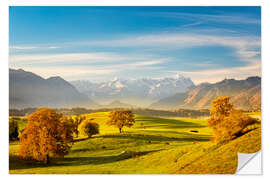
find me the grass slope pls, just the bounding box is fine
[9,112,261,174]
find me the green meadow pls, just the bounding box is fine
[9,112,261,174]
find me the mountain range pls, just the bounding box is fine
[9,68,261,110]
[150,77,261,110]
[9,69,97,108]
[70,74,194,106]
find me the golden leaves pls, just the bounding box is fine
[19,108,74,163]
[208,97,258,143]
[107,110,135,133]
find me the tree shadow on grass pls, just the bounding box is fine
[100,133,210,142]
[134,130,211,139]
[9,154,48,171]
[59,150,159,166]
[135,116,205,129]
[9,150,158,171]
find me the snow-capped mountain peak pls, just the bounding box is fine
[70,74,194,106]
[174,73,185,79]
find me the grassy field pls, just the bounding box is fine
[9,112,261,174]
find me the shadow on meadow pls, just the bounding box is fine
[135,116,205,129]
[9,116,211,172]
[9,150,158,170]
[100,133,210,142]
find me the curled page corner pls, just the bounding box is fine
[236,151,262,174]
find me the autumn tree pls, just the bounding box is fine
[78,120,99,138]
[208,96,258,142]
[19,108,74,164]
[72,115,86,137]
[107,110,135,133]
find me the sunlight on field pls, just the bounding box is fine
[9,112,261,174]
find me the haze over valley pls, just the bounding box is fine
[9,68,261,110]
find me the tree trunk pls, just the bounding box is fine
[119,128,122,133]
[45,154,50,164]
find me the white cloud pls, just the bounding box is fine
[131,59,166,66]
[9,33,260,83]
[9,45,60,51]
[82,33,260,62]
[177,61,261,84]
[9,52,168,80]
[47,46,60,49]
[150,12,260,25]
[81,33,261,80]
[10,33,260,65]
[10,66,117,80]
[9,46,39,50]
[84,34,259,48]
[9,52,160,64]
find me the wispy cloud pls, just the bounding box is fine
[9,46,39,50]
[9,45,60,51]
[176,61,261,84]
[9,52,167,65]
[148,12,260,25]
[80,33,260,64]
[11,66,117,79]
[10,33,260,65]
[10,32,260,82]
[10,62,165,81]
[9,52,168,80]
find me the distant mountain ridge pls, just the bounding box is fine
[9,68,261,110]
[9,69,97,108]
[150,76,261,110]
[70,74,194,106]
[99,100,135,109]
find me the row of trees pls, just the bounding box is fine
[18,108,135,164]
[10,107,211,118]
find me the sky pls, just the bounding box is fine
[9,6,261,84]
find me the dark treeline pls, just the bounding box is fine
[9,108,37,116]
[10,107,210,118]
[9,107,92,116]
[133,108,210,118]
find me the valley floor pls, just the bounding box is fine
[9,113,261,174]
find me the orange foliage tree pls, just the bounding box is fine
[107,110,135,133]
[208,96,258,143]
[208,96,233,127]
[19,108,74,164]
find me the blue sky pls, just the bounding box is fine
[9,6,261,84]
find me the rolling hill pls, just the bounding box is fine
[9,69,97,108]
[150,77,261,110]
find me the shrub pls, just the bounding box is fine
[78,120,99,138]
